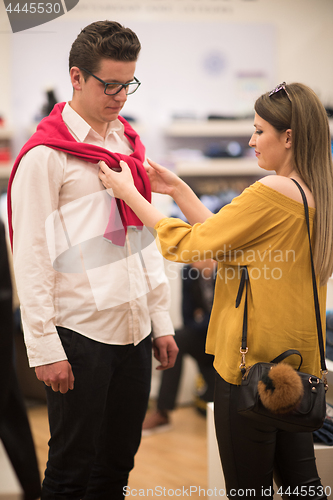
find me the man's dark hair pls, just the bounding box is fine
[69,20,141,75]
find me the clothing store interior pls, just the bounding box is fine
[0,0,333,498]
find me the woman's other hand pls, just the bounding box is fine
[98,160,135,201]
[145,158,181,196]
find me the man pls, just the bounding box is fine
[8,21,178,499]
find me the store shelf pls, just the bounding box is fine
[166,118,333,138]
[165,119,254,138]
[0,128,13,139]
[0,164,12,178]
[175,157,263,177]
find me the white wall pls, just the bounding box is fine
[0,0,332,135]
[0,5,12,125]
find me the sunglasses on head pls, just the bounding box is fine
[269,82,291,101]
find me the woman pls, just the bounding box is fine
[99,82,333,499]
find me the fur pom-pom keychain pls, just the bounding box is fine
[258,363,304,414]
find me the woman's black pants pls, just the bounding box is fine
[214,373,328,500]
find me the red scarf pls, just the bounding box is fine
[7,102,151,247]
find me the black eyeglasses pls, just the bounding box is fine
[79,68,141,96]
[269,82,291,101]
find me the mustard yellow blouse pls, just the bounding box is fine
[154,182,326,385]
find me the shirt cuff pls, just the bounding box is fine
[22,317,67,368]
[150,311,175,339]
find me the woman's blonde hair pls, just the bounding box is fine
[255,83,333,285]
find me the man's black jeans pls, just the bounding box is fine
[42,328,152,499]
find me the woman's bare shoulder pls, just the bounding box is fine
[258,175,315,208]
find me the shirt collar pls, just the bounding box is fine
[62,102,125,143]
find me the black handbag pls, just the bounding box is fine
[237,179,328,432]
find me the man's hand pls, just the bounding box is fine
[152,335,179,371]
[35,360,75,394]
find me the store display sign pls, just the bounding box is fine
[3,0,80,33]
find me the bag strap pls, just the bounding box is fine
[235,266,249,373]
[291,179,327,374]
[236,179,327,377]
